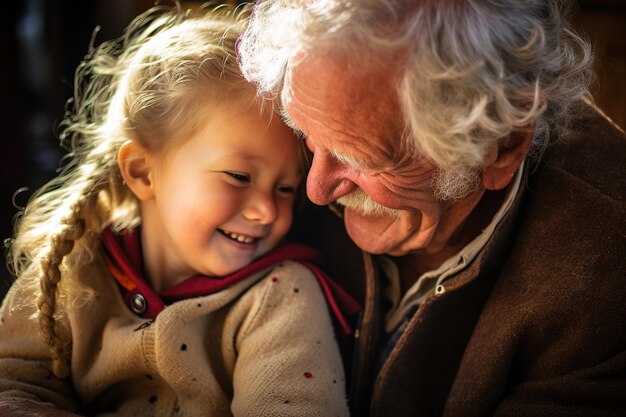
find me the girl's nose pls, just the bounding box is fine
[306,150,358,206]
[242,191,278,224]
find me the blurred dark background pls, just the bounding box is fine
[1,0,625,298]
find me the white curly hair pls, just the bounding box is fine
[239,0,594,170]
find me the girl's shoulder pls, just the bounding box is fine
[243,260,324,302]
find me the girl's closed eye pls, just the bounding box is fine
[224,171,250,183]
[276,184,296,195]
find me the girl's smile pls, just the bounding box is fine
[218,229,260,245]
[123,98,303,292]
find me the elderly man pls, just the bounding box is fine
[239,1,626,416]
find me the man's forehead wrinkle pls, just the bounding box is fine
[289,53,404,170]
[293,91,391,162]
[288,68,329,128]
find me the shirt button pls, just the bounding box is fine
[131,293,147,314]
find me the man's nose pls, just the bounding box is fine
[242,191,278,224]
[306,151,357,205]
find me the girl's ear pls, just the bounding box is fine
[117,140,155,201]
[481,125,534,190]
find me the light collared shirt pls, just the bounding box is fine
[380,162,525,333]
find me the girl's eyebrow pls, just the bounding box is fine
[220,152,262,162]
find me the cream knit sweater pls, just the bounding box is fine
[0,255,349,416]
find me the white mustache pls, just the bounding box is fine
[336,188,401,219]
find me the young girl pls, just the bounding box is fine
[0,5,357,416]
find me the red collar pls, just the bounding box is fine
[101,227,360,335]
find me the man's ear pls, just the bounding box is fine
[482,126,534,190]
[117,140,155,201]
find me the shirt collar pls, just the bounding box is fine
[381,161,526,332]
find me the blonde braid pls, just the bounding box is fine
[8,4,250,379]
[36,195,91,378]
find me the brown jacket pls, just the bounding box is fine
[295,107,626,416]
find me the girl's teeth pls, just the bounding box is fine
[226,231,254,243]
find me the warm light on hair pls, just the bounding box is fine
[8,4,250,378]
[239,0,594,170]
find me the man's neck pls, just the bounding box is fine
[395,188,507,294]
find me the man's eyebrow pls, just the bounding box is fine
[330,149,369,170]
[278,104,369,169]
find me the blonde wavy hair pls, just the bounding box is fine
[238,0,594,169]
[8,4,250,378]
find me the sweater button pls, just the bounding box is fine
[131,293,147,314]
